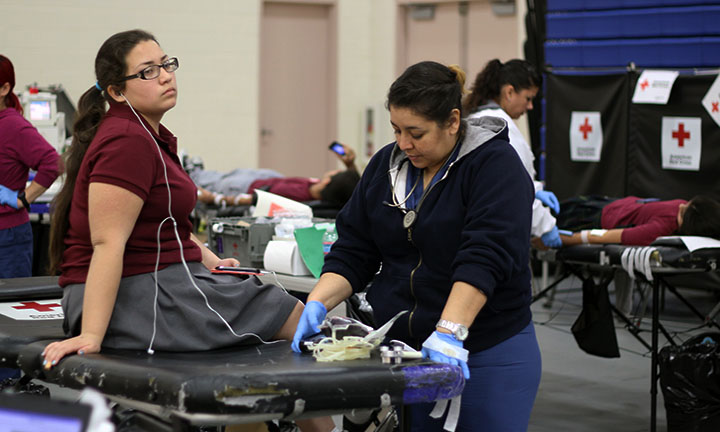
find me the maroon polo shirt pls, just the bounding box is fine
[601,196,686,246]
[0,107,60,229]
[59,103,201,287]
[247,177,316,202]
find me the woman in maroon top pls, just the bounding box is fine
[0,54,61,278]
[196,143,360,207]
[42,30,334,432]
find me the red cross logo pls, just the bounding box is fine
[640,79,649,90]
[672,123,690,147]
[12,301,62,312]
[579,117,593,140]
[233,242,239,249]
[713,101,719,113]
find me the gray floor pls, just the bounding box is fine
[528,271,719,432]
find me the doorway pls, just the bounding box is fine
[259,1,337,178]
[396,1,518,78]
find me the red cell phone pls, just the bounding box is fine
[329,141,346,156]
[212,266,263,276]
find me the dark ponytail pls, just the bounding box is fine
[0,54,23,114]
[48,29,157,274]
[463,59,542,114]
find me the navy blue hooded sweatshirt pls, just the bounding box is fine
[322,116,534,353]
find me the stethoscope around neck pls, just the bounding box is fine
[384,135,462,231]
[384,159,422,230]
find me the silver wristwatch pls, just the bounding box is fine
[436,319,469,341]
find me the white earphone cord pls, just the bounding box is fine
[121,95,277,354]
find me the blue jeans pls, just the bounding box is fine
[0,222,33,278]
[0,222,32,380]
[410,322,542,432]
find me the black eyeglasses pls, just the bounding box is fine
[121,57,179,81]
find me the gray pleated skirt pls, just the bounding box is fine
[62,262,299,352]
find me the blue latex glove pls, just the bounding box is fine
[291,300,327,352]
[421,331,470,379]
[541,226,563,248]
[535,190,560,214]
[0,185,19,209]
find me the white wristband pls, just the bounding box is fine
[581,230,589,244]
[213,193,223,206]
[422,332,469,362]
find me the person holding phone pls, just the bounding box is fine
[195,142,360,208]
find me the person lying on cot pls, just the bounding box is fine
[194,143,360,208]
[530,195,720,248]
[41,29,337,432]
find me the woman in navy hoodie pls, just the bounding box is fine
[292,61,541,431]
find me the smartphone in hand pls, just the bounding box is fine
[212,266,263,276]
[328,141,346,156]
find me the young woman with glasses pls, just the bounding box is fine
[43,29,335,432]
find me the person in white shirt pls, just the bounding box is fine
[464,59,561,248]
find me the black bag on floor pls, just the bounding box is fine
[571,277,620,358]
[659,332,720,432]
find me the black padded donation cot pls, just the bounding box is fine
[0,276,464,430]
[533,237,720,432]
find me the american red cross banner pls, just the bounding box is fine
[545,73,628,200]
[661,117,702,171]
[701,74,720,128]
[547,72,720,201]
[631,70,679,105]
[0,300,64,320]
[629,73,720,199]
[570,111,603,162]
